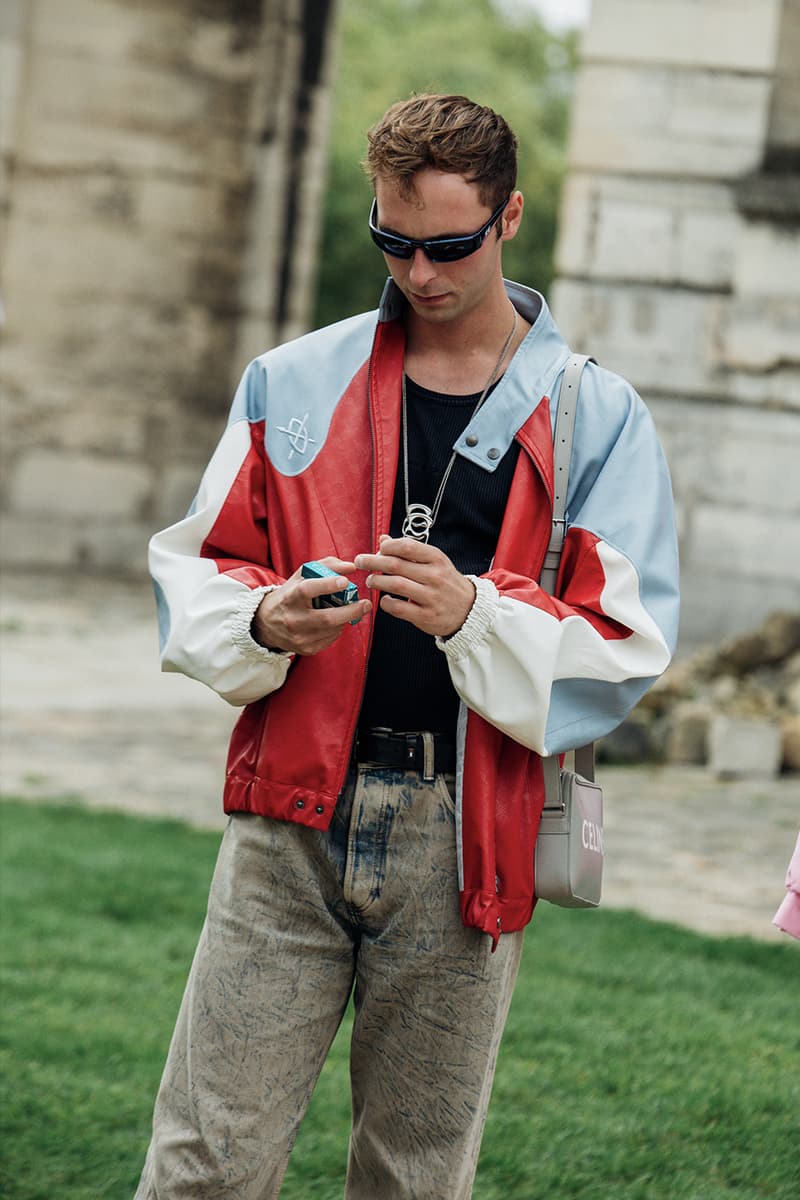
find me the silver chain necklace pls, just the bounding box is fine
[401,309,518,542]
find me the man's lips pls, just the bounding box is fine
[410,291,449,304]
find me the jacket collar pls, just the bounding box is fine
[377,278,571,472]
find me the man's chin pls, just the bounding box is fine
[408,292,456,319]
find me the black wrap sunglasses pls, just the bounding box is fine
[368,195,510,263]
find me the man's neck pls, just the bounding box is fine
[404,290,529,395]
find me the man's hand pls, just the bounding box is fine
[252,557,371,655]
[354,536,475,638]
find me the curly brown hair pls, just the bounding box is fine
[364,94,518,211]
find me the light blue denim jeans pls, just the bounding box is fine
[135,766,524,1199]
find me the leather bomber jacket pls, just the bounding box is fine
[149,280,679,943]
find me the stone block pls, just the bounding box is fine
[9,450,153,520]
[678,207,741,291]
[32,0,168,62]
[2,208,197,304]
[0,39,23,159]
[690,505,800,583]
[593,199,674,282]
[584,0,783,73]
[732,222,800,299]
[676,568,800,654]
[0,514,77,568]
[556,173,740,289]
[137,176,226,238]
[71,518,153,572]
[782,716,800,771]
[0,512,152,572]
[665,702,713,765]
[647,397,800,515]
[0,282,228,408]
[0,0,26,38]
[154,465,202,527]
[18,105,248,182]
[707,714,782,778]
[719,297,800,372]
[553,174,594,278]
[786,659,800,716]
[569,64,771,178]
[3,397,146,460]
[23,46,252,142]
[770,68,800,157]
[597,715,655,764]
[185,19,260,82]
[31,0,257,83]
[714,613,800,675]
[26,51,190,129]
[4,170,138,230]
[728,366,800,410]
[550,278,727,398]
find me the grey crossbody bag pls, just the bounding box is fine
[534,354,604,908]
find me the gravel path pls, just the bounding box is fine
[1,573,797,943]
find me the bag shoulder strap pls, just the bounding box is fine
[540,353,596,786]
[539,353,592,593]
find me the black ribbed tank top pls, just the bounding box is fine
[358,375,520,736]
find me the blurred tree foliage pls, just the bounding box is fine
[313,0,578,328]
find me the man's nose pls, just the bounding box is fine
[408,248,436,287]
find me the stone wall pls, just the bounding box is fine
[0,0,339,573]
[552,0,800,651]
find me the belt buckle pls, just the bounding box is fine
[403,733,418,770]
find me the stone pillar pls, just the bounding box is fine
[0,0,339,572]
[552,0,800,650]
[235,0,340,365]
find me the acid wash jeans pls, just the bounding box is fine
[135,766,524,1200]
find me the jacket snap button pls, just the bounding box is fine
[295,799,305,809]
[315,804,325,815]
[496,916,502,929]
[487,447,500,460]
[465,434,478,447]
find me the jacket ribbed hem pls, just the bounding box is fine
[436,575,498,661]
[229,585,294,665]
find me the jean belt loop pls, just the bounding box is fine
[421,731,435,782]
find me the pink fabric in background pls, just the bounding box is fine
[773,831,800,940]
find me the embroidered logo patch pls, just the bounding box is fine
[276,412,316,459]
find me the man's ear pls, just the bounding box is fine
[500,190,524,242]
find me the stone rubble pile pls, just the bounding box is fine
[598,611,800,778]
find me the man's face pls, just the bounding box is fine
[372,169,520,326]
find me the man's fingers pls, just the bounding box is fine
[288,565,358,605]
[375,536,437,561]
[355,554,433,586]
[355,538,438,574]
[362,573,419,602]
[302,573,352,601]
[316,556,357,573]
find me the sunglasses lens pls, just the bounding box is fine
[370,228,414,259]
[427,237,476,263]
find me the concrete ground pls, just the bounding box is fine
[1,571,797,943]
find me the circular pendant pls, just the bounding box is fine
[402,503,433,542]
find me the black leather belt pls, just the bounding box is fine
[354,728,457,779]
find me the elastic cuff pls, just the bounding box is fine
[435,575,499,662]
[230,585,293,664]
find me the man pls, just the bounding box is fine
[137,94,679,1198]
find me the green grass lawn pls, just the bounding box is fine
[1,800,798,1200]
